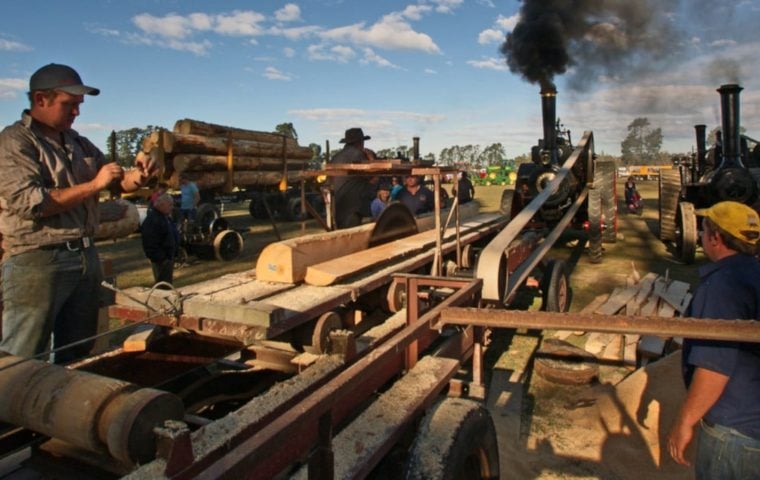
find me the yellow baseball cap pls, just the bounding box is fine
[695,201,760,244]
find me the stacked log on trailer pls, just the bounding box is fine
[140,119,315,191]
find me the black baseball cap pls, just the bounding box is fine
[29,63,100,96]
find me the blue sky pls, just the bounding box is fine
[1,0,759,159]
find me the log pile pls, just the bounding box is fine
[141,119,315,191]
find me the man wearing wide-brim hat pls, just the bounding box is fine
[667,201,760,476]
[330,127,378,228]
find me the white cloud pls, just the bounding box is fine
[275,4,301,23]
[270,25,322,40]
[425,68,437,74]
[283,47,295,58]
[307,44,356,63]
[710,39,737,48]
[320,14,440,53]
[401,5,432,21]
[263,66,293,81]
[467,57,508,71]
[360,48,400,69]
[430,0,464,14]
[496,14,519,31]
[214,11,266,36]
[0,38,32,51]
[478,28,503,45]
[0,78,27,99]
[132,10,265,39]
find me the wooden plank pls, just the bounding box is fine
[624,272,658,315]
[623,334,639,366]
[123,325,164,352]
[304,214,502,286]
[557,293,610,340]
[594,286,640,316]
[255,202,480,284]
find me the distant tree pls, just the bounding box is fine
[480,143,506,166]
[513,153,532,165]
[620,118,663,165]
[107,126,158,167]
[275,122,298,140]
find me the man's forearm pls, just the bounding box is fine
[40,180,101,217]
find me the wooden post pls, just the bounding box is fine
[225,133,234,193]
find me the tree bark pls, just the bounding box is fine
[172,154,310,174]
[173,119,300,147]
[164,132,312,159]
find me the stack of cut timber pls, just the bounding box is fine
[578,271,692,367]
[141,119,314,190]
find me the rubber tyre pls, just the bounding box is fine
[596,160,617,243]
[197,203,221,233]
[676,201,697,264]
[249,197,268,219]
[587,187,603,264]
[541,259,571,313]
[213,230,244,261]
[404,398,500,480]
[658,170,681,242]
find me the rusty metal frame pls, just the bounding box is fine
[161,276,481,479]
[439,308,760,343]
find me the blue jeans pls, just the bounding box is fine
[697,419,760,480]
[0,246,102,364]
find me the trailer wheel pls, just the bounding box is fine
[249,197,267,219]
[307,311,343,354]
[213,230,243,261]
[658,170,680,242]
[541,259,571,313]
[675,201,697,264]
[404,398,499,480]
[596,160,617,243]
[587,187,603,264]
[197,203,221,232]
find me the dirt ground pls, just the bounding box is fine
[485,179,703,480]
[97,180,704,479]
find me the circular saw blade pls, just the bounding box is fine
[369,202,418,247]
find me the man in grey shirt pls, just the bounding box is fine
[0,63,157,363]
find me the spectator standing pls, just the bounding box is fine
[179,174,199,221]
[371,183,391,218]
[398,175,435,215]
[452,171,475,204]
[624,176,642,214]
[0,63,156,363]
[330,128,376,228]
[666,201,760,479]
[141,193,179,285]
[390,176,404,201]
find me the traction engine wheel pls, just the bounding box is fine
[197,203,221,233]
[404,398,500,480]
[658,170,681,242]
[587,186,603,264]
[541,259,571,313]
[596,160,617,243]
[675,201,697,264]
[213,230,243,261]
[499,189,515,220]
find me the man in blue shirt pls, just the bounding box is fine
[667,201,760,479]
[179,174,199,221]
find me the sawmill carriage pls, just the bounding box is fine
[659,84,760,263]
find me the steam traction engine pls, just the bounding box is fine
[659,84,759,263]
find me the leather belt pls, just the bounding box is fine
[40,237,94,252]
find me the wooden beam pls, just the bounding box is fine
[304,214,502,286]
[254,201,481,284]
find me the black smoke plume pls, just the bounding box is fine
[501,0,681,91]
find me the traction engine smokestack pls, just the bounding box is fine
[540,85,558,165]
[694,124,706,169]
[718,84,744,169]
